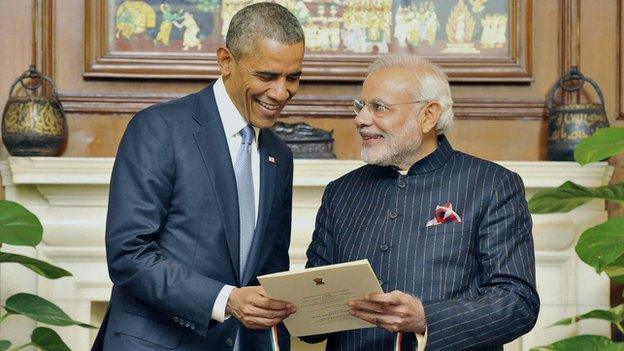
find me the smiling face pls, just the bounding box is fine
[355,66,440,169]
[217,37,304,129]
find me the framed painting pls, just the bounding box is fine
[84,0,532,81]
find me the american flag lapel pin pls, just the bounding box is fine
[268,155,276,164]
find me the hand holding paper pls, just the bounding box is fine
[258,260,382,336]
[347,290,427,334]
[226,286,296,329]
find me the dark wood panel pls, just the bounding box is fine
[59,91,546,120]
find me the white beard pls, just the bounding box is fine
[360,119,423,167]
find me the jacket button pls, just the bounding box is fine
[380,244,389,252]
[173,316,179,322]
[388,211,398,219]
[190,324,196,330]
[398,181,406,188]
[225,337,234,347]
[184,321,190,328]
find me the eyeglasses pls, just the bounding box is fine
[353,97,428,115]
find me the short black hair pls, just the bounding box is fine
[226,2,305,60]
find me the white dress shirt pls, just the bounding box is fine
[210,77,260,322]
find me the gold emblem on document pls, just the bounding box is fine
[313,278,324,285]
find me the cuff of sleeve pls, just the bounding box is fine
[211,285,235,323]
[415,328,427,351]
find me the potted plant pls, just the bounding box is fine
[528,127,624,350]
[0,200,93,351]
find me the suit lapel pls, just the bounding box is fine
[242,130,277,285]
[192,86,241,283]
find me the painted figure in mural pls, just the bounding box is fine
[424,2,439,45]
[417,3,428,44]
[115,0,156,39]
[407,7,422,46]
[173,11,203,51]
[480,14,496,48]
[394,6,413,48]
[480,14,508,49]
[153,2,183,46]
[494,14,508,48]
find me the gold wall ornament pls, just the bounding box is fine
[442,0,481,54]
[1,65,67,156]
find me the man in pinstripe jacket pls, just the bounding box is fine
[303,55,539,350]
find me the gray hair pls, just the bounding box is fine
[368,55,454,135]
[226,2,305,60]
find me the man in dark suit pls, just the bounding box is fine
[303,55,540,351]
[93,3,304,350]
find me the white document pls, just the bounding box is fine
[257,260,383,337]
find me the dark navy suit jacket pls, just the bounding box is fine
[92,84,293,351]
[304,136,539,351]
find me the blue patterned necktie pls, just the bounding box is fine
[234,125,256,275]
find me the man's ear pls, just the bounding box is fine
[216,46,233,77]
[420,101,442,134]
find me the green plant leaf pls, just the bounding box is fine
[549,304,624,327]
[528,181,624,214]
[605,259,624,283]
[0,252,72,279]
[529,335,613,351]
[576,218,624,273]
[575,127,624,165]
[603,344,624,351]
[0,200,43,247]
[31,327,70,351]
[0,340,10,351]
[4,293,95,328]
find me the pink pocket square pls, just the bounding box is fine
[426,202,462,227]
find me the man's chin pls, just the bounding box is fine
[361,150,389,166]
[250,115,280,129]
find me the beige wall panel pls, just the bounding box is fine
[579,0,618,124]
[447,120,546,160]
[0,0,33,123]
[63,114,131,157]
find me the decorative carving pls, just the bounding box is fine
[272,122,335,159]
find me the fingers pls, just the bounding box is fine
[240,304,291,318]
[347,299,385,313]
[364,291,404,305]
[228,286,297,329]
[349,309,406,332]
[248,286,294,311]
[238,314,286,329]
[348,291,428,334]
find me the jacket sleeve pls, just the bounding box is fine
[422,171,540,350]
[105,109,224,337]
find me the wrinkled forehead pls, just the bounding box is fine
[362,67,419,101]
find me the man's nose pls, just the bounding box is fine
[267,80,291,102]
[354,108,372,128]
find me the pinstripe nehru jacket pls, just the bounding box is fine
[304,135,539,351]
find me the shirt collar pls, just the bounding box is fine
[213,77,260,146]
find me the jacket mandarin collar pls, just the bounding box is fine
[404,134,454,175]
